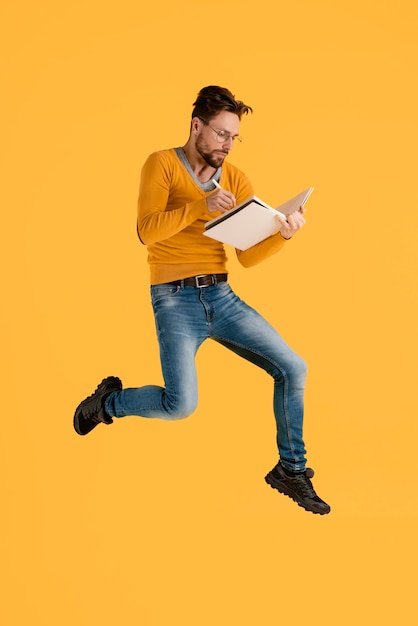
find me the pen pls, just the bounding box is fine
[212,179,223,190]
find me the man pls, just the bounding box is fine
[74,86,330,515]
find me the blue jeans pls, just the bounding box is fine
[105,280,307,471]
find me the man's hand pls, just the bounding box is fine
[207,189,236,214]
[276,206,306,240]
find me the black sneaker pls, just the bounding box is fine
[73,376,122,436]
[265,462,331,515]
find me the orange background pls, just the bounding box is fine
[1,1,417,624]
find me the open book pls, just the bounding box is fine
[203,187,314,250]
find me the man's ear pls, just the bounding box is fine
[191,116,201,135]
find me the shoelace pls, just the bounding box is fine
[293,473,317,499]
[83,384,106,420]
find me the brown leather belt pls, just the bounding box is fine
[169,273,228,288]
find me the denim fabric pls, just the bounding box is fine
[105,281,307,470]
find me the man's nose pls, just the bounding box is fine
[222,136,234,149]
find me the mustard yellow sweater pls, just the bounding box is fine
[137,149,287,284]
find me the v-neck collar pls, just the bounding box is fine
[174,147,222,192]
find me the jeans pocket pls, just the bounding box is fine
[151,284,181,304]
[217,281,231,291]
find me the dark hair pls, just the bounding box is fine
[191,85,253,121]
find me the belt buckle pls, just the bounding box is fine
[194,274,212,288]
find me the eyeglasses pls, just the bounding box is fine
[198,117,242,143]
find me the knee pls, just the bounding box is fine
[288,354,308,385]
[163,396,197,420]
[296,355,308,378]
[273,354,307,385]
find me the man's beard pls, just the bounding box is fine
[196,135,228,168]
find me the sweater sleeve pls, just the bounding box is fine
[137,152,208,245]
[230,168,288,267]
[225,166,289,267]
[235,231,288,267]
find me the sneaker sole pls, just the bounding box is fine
[264,471,331,515]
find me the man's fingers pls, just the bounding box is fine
[277,206,307,239]
[287,210,306,228]
[221,190,236,207]
[207,189,236,213]
[275,211,287,225]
